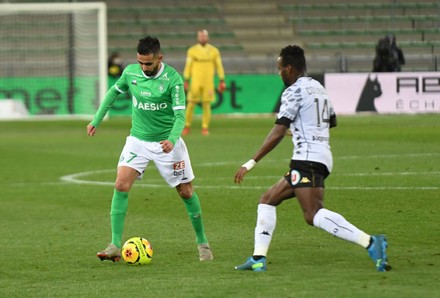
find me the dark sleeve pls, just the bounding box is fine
[398,48,405,65]
[330,114,337,128]
[275,116,292,128]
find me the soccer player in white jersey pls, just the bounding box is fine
[87,36,213,262]
[234,45,390,272]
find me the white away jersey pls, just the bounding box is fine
[277,77,336,172]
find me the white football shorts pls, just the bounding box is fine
[117,135,195,187]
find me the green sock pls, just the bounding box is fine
[182,192,208,244]
[110,189,128,248]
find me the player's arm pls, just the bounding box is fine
[159,108,184,153]
[329,99,337,128]
[165,81,186,146]
[168,109,185,142]
[234,122,288,184]
[87,70,128,136]
[87,85,120,132]
[214,48,225,80]
[183,49,193,91]
[251,122,288,163]
[330,114,337,128]
[214,48,226,92]
[161,109,185,153]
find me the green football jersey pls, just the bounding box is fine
[91,63,186,143]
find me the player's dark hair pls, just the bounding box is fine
[137,36,161,56]
[279,45,307,73]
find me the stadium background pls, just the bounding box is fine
[1,1,439,297]
[1,0,439,118]
[99,0,440,74]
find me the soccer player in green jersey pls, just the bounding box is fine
[87,36,213,262]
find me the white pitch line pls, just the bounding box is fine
[337,152,440,160]
[51,180,440,190]
[58,168,440,190]
[58,151,440,190]
[196,152,440,166]
[334,171,440,177]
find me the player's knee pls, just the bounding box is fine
[177,184,193,199]
[303,210,319,226]
[114,180,131,192]
[259,192,278,206]
[304,214,315,226]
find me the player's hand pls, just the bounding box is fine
[184,81,189,93]
[217,80,226,93]
[87,124,96,136]
[234,167,248,184]
[160,140,174,153]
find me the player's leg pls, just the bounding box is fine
[154,138,212,260]
[201,101,211,135]
[97,166,139,261]
[97,136,147,261]
[295,187,390,271]
[291,160,371,249]
[183,100,195,135]
[235,178,295,271]
[176,182,212,261]
[200,84,215,135]
[111,166,139,245]
[183,84,201,135]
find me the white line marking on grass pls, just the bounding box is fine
[335,171,440,177]
[59,169,440,190]
[197,152,440,167]
[329,186,440,190]
[337,152,440,160]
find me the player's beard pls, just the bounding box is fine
[143,63,160,77]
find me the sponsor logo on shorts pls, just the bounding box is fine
[290,170,300,185]
[173,161,185,170]
[300,177,311,183]
[312,135,330,142]
[173,161,185,176]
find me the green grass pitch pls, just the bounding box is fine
[0,114,439,297]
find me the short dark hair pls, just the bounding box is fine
[279,45,307,73]
[137,36,161,55]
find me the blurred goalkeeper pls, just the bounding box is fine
[87,36,213,262]
[234,45,391,273]
[182,29,226,136]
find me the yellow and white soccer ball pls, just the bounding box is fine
[121,237,153,265]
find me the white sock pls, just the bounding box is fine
[313,208,371,248]
[253,204,277,256]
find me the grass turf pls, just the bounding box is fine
[0,114,439,297]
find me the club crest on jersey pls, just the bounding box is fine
[157,83,165,93]
[290,170,301,185]
[131,79,137,85]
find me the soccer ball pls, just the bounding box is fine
[121,237,153,265]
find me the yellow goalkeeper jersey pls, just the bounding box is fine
[183,43,225,84]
